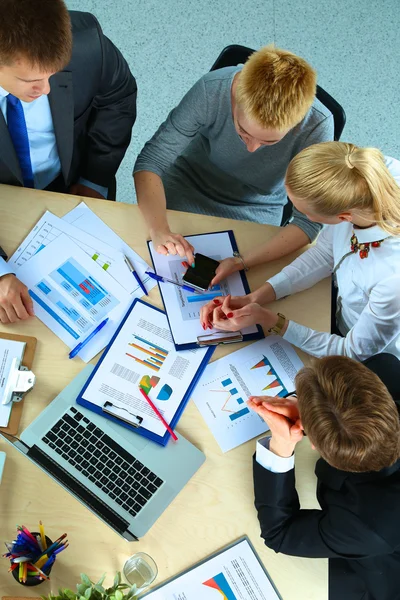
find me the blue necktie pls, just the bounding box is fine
[6,94,34,188]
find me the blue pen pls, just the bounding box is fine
[124,255,148,296]
[69,318,109,359]
[145,271,201,294]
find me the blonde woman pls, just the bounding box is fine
[134,46,333,265]
[200,142,400,361]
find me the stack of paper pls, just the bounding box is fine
[10,204,156,362]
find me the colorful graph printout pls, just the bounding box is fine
[250,355,287,396]
[212,378,250,421]
[127,335,169,372]
[203,573,236,600]
[139,375,160,394]
[157,384,173,400]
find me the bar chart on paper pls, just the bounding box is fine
[9,213,117,272]
[212,377,250,422]
[126,335,169,372]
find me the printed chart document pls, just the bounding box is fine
[63,202,156,296]
[0,339,26,426]
[16,234,131,362]
[8,209,151,297]
[192,337,303,452]
[149,232,261,348]
[79,301,209,439]
[142,537,281,600]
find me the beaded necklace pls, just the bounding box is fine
[350,232,384,259]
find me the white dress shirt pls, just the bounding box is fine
[268,156,400,361]
[0,85,107,278]
[256,436,294,473]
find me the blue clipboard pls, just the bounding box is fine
[147,230,264,351]
[76,298,215,446]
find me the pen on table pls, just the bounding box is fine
[139,386,178,442]
[69,318,109,359]
[124,255,148,296]
[145,271,201,294]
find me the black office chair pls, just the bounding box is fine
[211,45,347,225]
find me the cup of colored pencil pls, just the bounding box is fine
[3,522,68,586]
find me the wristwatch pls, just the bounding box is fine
[267,313,286,336]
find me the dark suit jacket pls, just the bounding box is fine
[0,11,137,197]
[253,353,400,600]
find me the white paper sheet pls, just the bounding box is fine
[81,301,208,437]
[191,337,303,452]
[142,538,281,600]
[0,339,26,426]
[16,234,132,362]
[7,209,151,299]
[63,202,156,295]
[148,232,258,346]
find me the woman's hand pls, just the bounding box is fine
[151,229,195,266]
[210,257,242,286]
[199,294,252,330]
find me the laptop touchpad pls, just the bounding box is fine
[107,420,149,451]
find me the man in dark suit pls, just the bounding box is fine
[249,353,400,600]
[0,0,136,323]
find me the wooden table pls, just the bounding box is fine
[0,186,330,598]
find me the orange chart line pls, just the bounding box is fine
[126,353,159,371]
[128,343,165,361]
[210,389,237,413]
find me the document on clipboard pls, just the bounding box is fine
[76,299,214,445]
[0,332,37,432]
[148,231,264,350]
[141,536,282,600]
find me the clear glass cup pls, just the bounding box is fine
[123,552,158,593]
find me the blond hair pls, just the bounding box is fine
[286,142,400,236]
[296,356,400,473]
[235,45,316,131]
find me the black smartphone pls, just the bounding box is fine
[182,253,220,291]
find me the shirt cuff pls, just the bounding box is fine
[0,257,13,278]
[78,177,108,199]
[266,271,292,300]
[256,436,295,473]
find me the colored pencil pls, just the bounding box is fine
[139,386,178,441]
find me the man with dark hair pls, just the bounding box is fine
[249,353,400,600]
[0,0,137,324]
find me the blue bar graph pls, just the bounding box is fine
[229,407,250,421]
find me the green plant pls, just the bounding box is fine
[41,572,138,600]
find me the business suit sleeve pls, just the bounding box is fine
[253,457,391,559]
[81,22,137,187]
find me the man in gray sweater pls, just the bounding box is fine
[134,46,333,265]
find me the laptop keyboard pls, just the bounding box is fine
[42,406,164,518]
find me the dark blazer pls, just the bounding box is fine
[253,353,400,600]
[0,11,137,197]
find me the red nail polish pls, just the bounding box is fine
[202,323,205,330]
[213,299,220,305]
[227,312,234,318]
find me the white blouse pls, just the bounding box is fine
[267,156,400,361]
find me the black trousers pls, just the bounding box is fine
[44,173,116,200]
[331,277,343,336]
